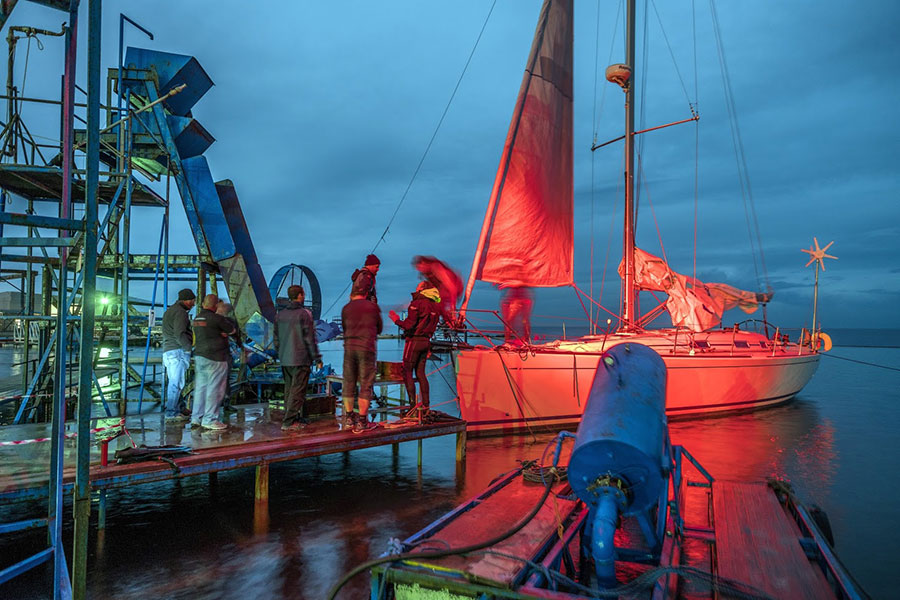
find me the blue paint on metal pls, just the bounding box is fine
[0,547,54,586]
[179,156,235,260]
[166,115,215,159]
[137,215,167,412]
[0,517,49,534]
[122,47,213,116]
[589,494,619,587]
[568,342,667,515]
[268,263,323,320]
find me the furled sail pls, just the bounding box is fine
[467,0,574,289]
[620,248,769,332]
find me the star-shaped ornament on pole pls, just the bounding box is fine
[801,237,838,271]
[801,237,836,350]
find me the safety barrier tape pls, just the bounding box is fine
[0,418,127,447]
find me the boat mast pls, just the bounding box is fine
[620,0,638,331]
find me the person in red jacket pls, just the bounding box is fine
[389,281,441,412]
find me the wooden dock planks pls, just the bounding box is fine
[407,477,576,587]
[712,481,834,600]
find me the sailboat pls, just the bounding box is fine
[454,0,822,436]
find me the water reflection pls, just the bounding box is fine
[0,344,893,599]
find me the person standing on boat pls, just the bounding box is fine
[340,289,382,433]
[274,285,322,432]
[191,294,236,431]
[389,281,441,413]
[351,254,380,303]
[500,285,534,345]
[161,288,196,422]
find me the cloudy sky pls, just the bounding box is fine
[3,0,898,331]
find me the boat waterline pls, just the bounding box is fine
[456,334,820,435]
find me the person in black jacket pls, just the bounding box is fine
[191,294,236,430]
[274,286,322,432]
[389,281,441,411]
[161,288,195,421]
[350,254,380,303]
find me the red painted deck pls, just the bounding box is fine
[0,405,465,500]
[712,481,836,600]
[407,477,576,586]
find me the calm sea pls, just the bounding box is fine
[0,328,897,599]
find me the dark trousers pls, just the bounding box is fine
[342,347,376,402]
[282,365,311,424]
[402,339,431,407]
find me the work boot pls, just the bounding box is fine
[341,411,357,431]
[352,414,378,434]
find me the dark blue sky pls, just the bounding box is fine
[4,1,898,331]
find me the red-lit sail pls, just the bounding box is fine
[469,0,574,289]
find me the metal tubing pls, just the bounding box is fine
[73,1,101,597]
[0,517,49,534]
[0,547,55,586]
[0,212,85,230]
[591,494,619,587]
[120,90,132,414]
[137,215,167,411]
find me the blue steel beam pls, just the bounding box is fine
[0,212,85,230]
[0,237,76,247]
[0,547,54,586]
[72,0,100,596]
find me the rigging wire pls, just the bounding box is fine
[320,0,499,319]
[707,0,770,293]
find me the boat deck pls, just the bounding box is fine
[713,481,835,599]
[0,405,466,505]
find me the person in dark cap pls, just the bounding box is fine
[161,288,196,421]
[351,254,380,303]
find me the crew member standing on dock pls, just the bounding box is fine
[351,254,380,303]
[340,284,382,433]
[389,281,441,413]
[162,288,196,421]
[274,285,322,432]
[191,294,236,431]
[216,300,242,414]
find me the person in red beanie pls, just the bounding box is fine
[351,254,380,303]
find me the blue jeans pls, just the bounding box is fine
[193,356,229,426]
[163,349,190,417]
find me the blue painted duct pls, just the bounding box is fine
[122,47,275,347]
[568,342,667,586]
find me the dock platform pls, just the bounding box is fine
[0,405,466,529]
[369,468,863,599]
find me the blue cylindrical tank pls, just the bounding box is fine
[568,342,667,515]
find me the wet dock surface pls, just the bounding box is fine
[0,405,466,500]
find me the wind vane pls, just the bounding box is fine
[801,237,836,341]
[801,237,837,271]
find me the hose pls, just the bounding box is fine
[326,455,563,599]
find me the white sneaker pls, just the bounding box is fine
[203,420,228,431]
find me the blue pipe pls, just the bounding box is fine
[137,214,166,412]
[590,493,619,587]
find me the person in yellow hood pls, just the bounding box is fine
[389,281,442,411]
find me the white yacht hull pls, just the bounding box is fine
[454,330,821,436]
